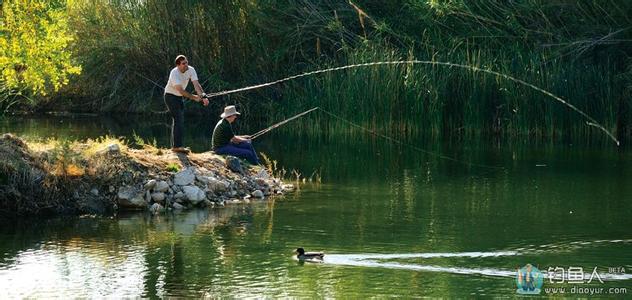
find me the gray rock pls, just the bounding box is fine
[196,175,210,184]
[212,178,230,192]
[202,199,213,208]
[252,190,264,199]
[117,186,147,209]
[97,143,120,155]
[174,168,195,186]
[151,192,165,203]
[144,179,157,190]
[150,203,164,214]
[183,185,205,205]
[172,202,185,210]
[174,192,185,199]
[145,190,151,202]
[225,156,244,174]
[117,186,137,200]
[90,188,99,196]
[107,144,120,153]
[154,180,169,192]
[109,186,116,193]
[255,178,267,187]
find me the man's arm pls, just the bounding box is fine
[230,135,251,143]
[192,80,209,106]
[174,85,201,102]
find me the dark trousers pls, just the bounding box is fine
[216,141,260,165]
[164,93,184,148]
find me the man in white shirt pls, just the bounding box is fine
[164,55,210,154]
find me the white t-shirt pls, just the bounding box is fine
[164,66,198,96]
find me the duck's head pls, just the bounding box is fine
[296,248,305,255]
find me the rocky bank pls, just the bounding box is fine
[0,134,292,217]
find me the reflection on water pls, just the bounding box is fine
[0,115,631,297]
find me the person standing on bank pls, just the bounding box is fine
[212,105,260,165]
[164,55,209,154]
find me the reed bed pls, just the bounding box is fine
[10,0,631,141]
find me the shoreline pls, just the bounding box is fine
[0,133,292,218]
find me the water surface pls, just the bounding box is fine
[0,115,631,297]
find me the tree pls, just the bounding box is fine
[0,0,81,109]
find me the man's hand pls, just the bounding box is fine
[202,98,209,106]
[191,94,201,102]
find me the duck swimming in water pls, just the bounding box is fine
[296,248,324,261]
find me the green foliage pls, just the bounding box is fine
[0,0,630,140]
[0,0,81,108]
[165,162,180,173]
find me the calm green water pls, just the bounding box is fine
[1,115,631,298]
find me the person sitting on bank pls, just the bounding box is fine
[211,106,260,165]
[164,54,209,154]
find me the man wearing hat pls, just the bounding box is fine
[211,105,260,165]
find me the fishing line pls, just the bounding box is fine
[204,60,619,146]
[317,108,504,170]
[251,106,503,169]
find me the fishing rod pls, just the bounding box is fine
[203,60,620,146]
[250,107,319,140]
[246,106,502,169]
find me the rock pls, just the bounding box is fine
[254,169,271,179]
[202,199,213,208]
[174,192,185,199]
[97,143,120,155]
[151,192,165,203]
[172,203,185,210]
[117,186,147,209]
[174,168,195,186]
[145,190,151,202]
[207,177,229,192]
[144,179,157,190]
[118,186,137,200]
[196,175,209,184]
[252,190,264,199]
[90,188,99,196]
[255,178,267,187]
[154,181,169,192]
[109,186,115,193]
[150,203,164,214]
[225,156,243,174]
[282,184,294,191]
[182,185,205,205]
[243,198,250,204]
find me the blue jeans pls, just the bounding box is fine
[215,141,260,165]
[164,93,184,148]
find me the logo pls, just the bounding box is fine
[516,264,544,294]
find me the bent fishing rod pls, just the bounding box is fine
[202,60,620,146]
[249,107,319,140]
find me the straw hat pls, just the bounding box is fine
[220,105,241,118]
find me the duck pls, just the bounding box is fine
[296,248,324,261]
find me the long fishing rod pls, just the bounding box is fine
[250,107,319,140]
[248,107,502,169]
[204,60,620,146]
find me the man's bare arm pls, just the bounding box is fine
[175,85,201,101]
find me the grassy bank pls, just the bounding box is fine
[0,133,289,217]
